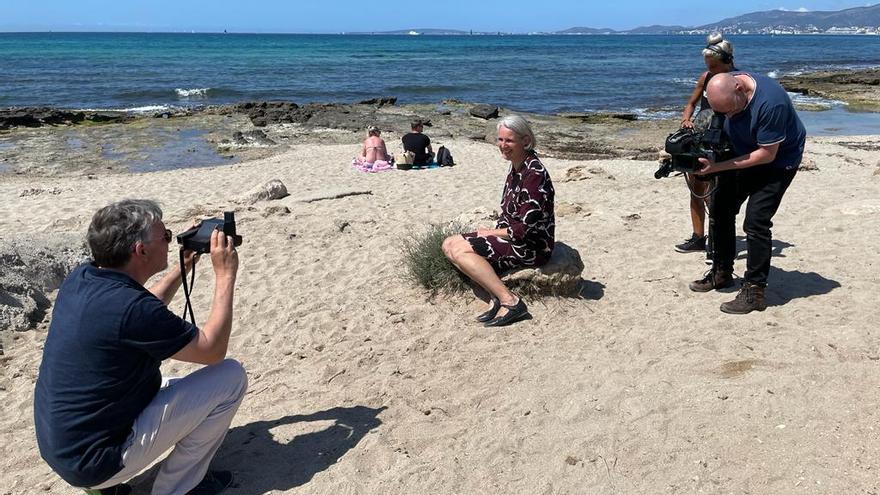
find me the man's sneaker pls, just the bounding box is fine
[187,470,234,495]
[720,282,767,314]
[675,234,707,253]
[689,268,734,292]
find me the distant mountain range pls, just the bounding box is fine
[359,3,880,36]
[562,3,880,34]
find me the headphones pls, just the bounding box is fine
[705,43,733,65]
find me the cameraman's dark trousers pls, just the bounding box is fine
[710,165,797,286]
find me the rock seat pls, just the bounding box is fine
[501,241,584,296]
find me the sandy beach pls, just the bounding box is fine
[1,118,880,494]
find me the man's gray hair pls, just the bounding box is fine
[497,114,536,150]
[87,199,163,268]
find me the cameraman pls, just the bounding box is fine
[34,199,245,495]
[690,72,805,314]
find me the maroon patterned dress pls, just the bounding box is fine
[463,153,555,273]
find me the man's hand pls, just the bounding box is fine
[680,119,694,129]
[695,157,717,175]
[210,228,238,281]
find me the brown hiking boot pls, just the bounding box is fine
[720,282,767,314]
[689,268,734,292]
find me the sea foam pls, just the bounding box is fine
[175,88,210,98]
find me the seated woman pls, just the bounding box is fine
[442,115,555,327]
[353,126,393,172]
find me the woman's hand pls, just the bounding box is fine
[477,227,508,239]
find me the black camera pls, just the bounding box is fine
[655,112,734,179]
[177,211,243,254]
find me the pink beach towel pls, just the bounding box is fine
[352,157,393,173]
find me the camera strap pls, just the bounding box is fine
[179,248,198,325]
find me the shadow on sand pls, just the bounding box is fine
[129,405,385,494]
[731,236,795,260]
[765,267,841,307]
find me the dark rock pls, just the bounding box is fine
[558,112,638,123]
[230,130,277,147]
[469,104,500,120]
[84,111,127,123]
[358,97,397,107]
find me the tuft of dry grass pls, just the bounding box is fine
[401,222,470,295]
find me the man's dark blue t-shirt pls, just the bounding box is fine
[724,72,806,170]
[34,263,196,487]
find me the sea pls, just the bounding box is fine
[3,32,880,135]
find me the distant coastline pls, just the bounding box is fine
[4,3,880,36]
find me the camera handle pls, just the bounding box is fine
[179,248,198,325]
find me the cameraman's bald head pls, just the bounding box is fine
[706,72,746,116]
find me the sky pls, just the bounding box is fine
[0,0,876,33]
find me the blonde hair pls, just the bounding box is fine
[367,125,380,136]
[702,33,734,63]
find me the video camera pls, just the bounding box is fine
[176,212,242,254]
[655,112,734,179]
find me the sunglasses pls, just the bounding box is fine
[144,229,173,244]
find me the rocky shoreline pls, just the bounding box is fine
[779,67,880,111]
[0,67,877,178]
[0,98,675,177]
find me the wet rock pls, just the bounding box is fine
[469,104,500,120]
[0,107,130,129]
[358,97,397,107]
[236,179,289,205]
[0,234,90,332]
[235,101,304,127]
[558,112,638,123]
[779,68,880,111]
[230,130,277,147]
[501,242,585,296]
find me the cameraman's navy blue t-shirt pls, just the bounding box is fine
[724,72,806,170]
[34,263,196,487]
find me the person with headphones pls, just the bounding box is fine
[675,33,737,259]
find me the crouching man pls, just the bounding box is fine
[34,199,246,495]
[691,72,806,313]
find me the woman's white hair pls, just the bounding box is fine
[496,114,536,150]
[702,33,734,62]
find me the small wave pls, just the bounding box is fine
[175,88,211,98]
[80,104,178,113]
[671,77,697,86]
[767,71,778,79]
[786,92,843,109]
[631,108,679,120]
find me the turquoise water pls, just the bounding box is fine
[2,33,880,133]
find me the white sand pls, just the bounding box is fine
[1,134,879,494]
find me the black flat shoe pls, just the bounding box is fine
[475,297,501,322]
[484,298,530,327]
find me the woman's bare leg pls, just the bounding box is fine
[688,174,709,236]
[442,235,518,316]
